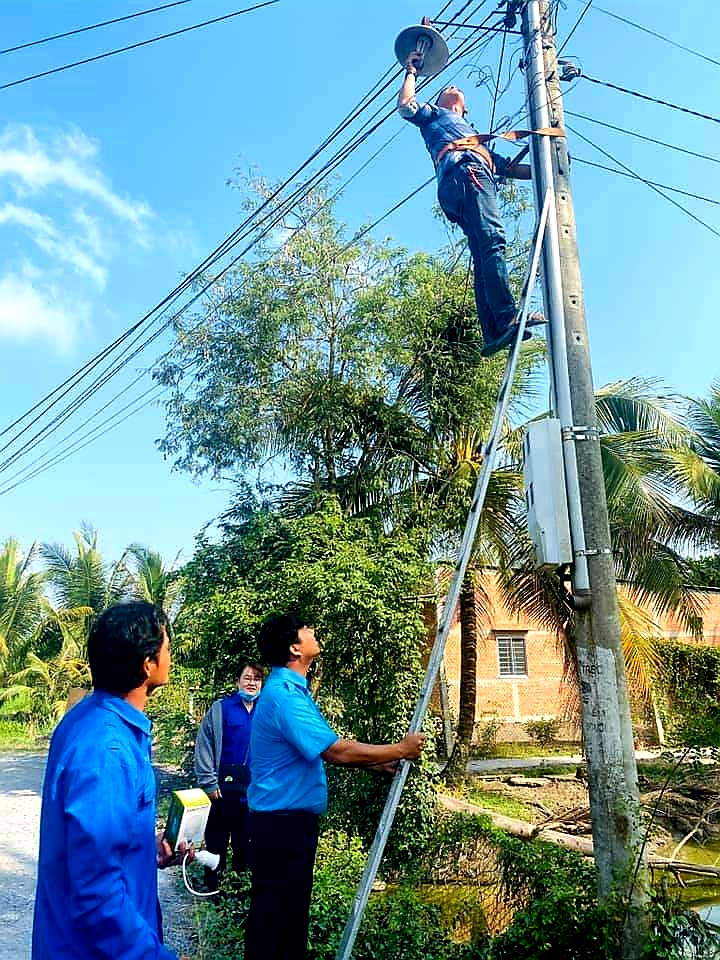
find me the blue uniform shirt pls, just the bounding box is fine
[32,691,174,960]
[248,667,338,815]
[400,100,511,183]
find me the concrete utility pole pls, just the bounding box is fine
[520,1,649,954]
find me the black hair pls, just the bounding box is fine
[88,602,170,693]
[257,613,305,667]
[236,661,264,680]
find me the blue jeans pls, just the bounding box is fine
[437,160,516,343]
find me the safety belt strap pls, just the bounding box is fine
[435,127,565,169]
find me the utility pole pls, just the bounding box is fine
[520,1,649,955]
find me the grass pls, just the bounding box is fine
[467,786,535,821]
[0,718,48,752]
[471,741,582,760]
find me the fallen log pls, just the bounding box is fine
[438,794,720,879]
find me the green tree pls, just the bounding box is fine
[0,609,91,725]
[177,500,437,865]
[40,523,132,645]
[0,538,47,675]
[125,544,183,618]
[155,181,413,499]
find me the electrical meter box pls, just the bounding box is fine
[523,418,573,569]
[163,788,211,851]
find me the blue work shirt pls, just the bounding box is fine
[400,100,511,183]
[32,691,174,960]
[248,667,338,815]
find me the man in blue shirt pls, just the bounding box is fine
[32,602,189,960]
[245,613,425,960]
[398,51,536,358]
[194,660,264,891]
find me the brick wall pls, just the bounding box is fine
[439,572,720,742]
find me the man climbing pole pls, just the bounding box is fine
[398,51,539,358]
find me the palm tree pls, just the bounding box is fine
[125,544,183,619]
[40,523,132,644]
[0,538,47,675]
[0,609,91,726]
[680,381,720,543]
[495,379,714,747]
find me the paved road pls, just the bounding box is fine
[0,753,196,960]
[466,749,664,774]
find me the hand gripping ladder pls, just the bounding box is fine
[335,191,552,960]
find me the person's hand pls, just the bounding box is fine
[209,789,221,801]
[400,733,425,760]
[156,834,195,869]
[404,51,423,75]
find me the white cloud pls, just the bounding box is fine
[0,203,107,286]
[0,267,88,352]
[0,125,152,230]
[0,123,158,352]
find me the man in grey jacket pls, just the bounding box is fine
[194,661,263,891]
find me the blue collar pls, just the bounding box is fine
[91,689,152,736]
[269,666,309,690]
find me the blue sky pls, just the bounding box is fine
[0,0,718,565]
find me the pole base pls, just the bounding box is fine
[394,24,449,77]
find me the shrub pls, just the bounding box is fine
[523,718,560,748]
[473,717,502,759]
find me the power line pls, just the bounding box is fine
[0,1,279,91]
[576,1,720,69]
[567,123,720,240]
[489,22,508,132]
[572,157,720,206]
[0,7,508,483]
[0,1,196,56]
[579,73,720,126]
[557,0,591,56]
[566,110,720,166]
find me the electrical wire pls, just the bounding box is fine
[556,0,592,56]
[2,1,505,432]
[567,123,720,240]
[575,1,720,70]
[566,110,720,166]
[488,23,508,133]
[572,157,720,206]
[0,1,196,56]
[0,6,510,485]
[0,1,279,91]
[579,73,720,126]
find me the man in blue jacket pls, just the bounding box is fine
[194,660,264,890]
[245,613,425,960]
[399,52,537,358]
[32,602,188,960]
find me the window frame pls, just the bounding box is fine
[495,632,529,678]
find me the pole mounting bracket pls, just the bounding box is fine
[575,548,612,558]
[562,425,601,442]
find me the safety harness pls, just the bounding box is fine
[435,127,565,173]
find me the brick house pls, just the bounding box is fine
[440,571,720,742]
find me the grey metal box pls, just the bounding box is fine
[523,418,573,569]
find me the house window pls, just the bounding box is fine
[497,634,528,676]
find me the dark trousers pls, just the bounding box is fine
[437,160,517,343]
[244,810,320,960]
[203,793,249,890]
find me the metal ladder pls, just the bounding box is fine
[335,190,552,960]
